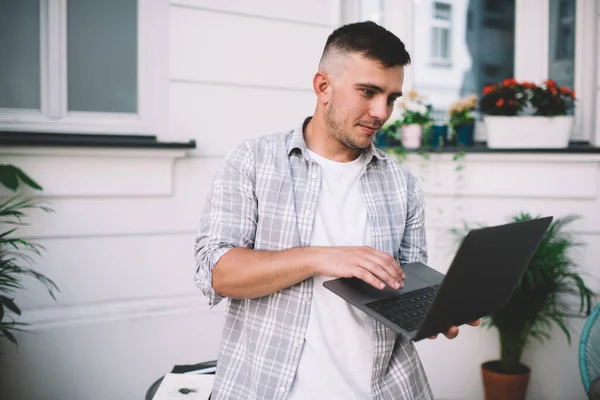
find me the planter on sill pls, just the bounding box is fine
[401,123,422,149]
[483,115,573,148]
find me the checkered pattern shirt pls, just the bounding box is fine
[194,119,433,400]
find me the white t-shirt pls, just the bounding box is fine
[288,149,374,399]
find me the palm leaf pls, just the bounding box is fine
[0,191,58,347]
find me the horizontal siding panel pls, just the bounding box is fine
[11,157,220,237]
[172,0,340,27]
[422,195,600,233]
[0,148,185,197]
[170,7,330,88]
[170,81,315,156]
[403,157,599,199]
[17,233,205,310]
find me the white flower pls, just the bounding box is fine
[405,101,427,115]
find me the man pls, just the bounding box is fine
[195,21,478,399]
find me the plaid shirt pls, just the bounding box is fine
[195,119,433,400]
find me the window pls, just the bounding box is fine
[0,0,41,110]
[0,0,166,135]
[67,0,138,114]
[431,2,452,65]
[412,0,515,110]
[549,0,576,91]
[344,0,594,142]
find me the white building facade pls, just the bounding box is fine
[0,1,599,399]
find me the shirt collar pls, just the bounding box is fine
[287,117,385,164]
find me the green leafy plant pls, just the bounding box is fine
[449,95,477,134]
[479,78,576,117]
[397,90,434,129]
[377,90,434,155]
[0,165,57,346]
[452,213,595,373]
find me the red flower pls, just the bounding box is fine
[496,98,504,107]
[483,85,495,95]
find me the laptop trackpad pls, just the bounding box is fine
[327,273,431,305]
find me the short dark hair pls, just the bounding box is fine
[321,21,411,68]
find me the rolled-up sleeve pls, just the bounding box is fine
[399,171,428,265]
[194,141,258,307]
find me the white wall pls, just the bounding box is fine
[1,1,599,400]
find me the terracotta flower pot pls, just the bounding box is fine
[481,360,531,400]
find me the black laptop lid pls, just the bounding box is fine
[415,216,553,340]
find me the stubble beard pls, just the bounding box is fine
[324,96,369,151]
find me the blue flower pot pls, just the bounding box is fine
[455,124,475,146]
[429,125,448,147]
[374,129,401,148]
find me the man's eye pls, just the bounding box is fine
[362,89,375,97]
[387,97,399,105]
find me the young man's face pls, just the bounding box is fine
[325,53,404,150]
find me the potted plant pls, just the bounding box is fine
[0,164,58,347]
[448,94,477,147]
[479,78,576,148]
[454,213,595,400]
[396,90,433,149]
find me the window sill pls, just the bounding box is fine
[0,132,195,198]
[386,141,600,154]
[0,131,195,149]
[389,141,600,201]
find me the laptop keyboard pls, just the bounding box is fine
[365,285,440,332]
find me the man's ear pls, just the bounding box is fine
[313,72,331,105]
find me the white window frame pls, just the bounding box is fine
[430,2,452,66]
[514,0,595,142]
[0,0,168,136]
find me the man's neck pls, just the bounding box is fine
[304,115,361,163]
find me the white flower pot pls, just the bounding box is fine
[483,115,573,148]
[401,124,422,149]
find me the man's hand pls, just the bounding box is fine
[429,319,481,340]
[310,246,405,290]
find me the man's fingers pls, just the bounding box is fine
[369,248,404,279]
[360,247,404,284]
[354,268,386,290]
[430,321,480,341]
[444,326,459,339]
[361,261,402,289]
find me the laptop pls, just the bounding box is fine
[323,216,553,341]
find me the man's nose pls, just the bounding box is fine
[369,98,388,121]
